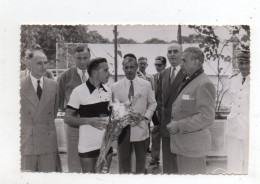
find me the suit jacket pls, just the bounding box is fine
[111,77,157,142]
[170,73,216,158]
[158,67,186,137]
[20,76,59,155]
[57,66,83,110]
[226,73,249,139]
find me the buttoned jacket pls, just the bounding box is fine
[111,77,157,142]
[20,76,59,155]
[158,67,186,137]
[226,73,250,139]
[170,73,216,158]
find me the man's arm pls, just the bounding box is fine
[169,82,216,134]
[144,82,157,120]
[57,73,66,111]
[64,108,108,130]
[54,82,59,118]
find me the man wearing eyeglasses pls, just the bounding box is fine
[157,44,186,174]
[149,56,166,167]
[226,49,250,174]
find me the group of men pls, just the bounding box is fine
[20,43,250,174]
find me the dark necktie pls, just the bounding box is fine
[128,80,134,100]
[242,77,246,84]
[37,80,42,99]
[170,67,176,84]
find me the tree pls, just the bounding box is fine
[116,37,137,44]
[143,38,168,44]
[188,25,250,118]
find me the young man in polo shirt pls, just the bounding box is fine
[64,58,112,173]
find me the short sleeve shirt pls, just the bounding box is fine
[67,80,111,153]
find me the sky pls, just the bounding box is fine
[88,25,234,43]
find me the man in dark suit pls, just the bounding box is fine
[167,47,216,174]
[158,44,186,174]
[57,45,91,172]
[20,50,59,172]
[149,56,166,166]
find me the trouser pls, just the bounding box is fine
[161,136,178,174]
[151,124,161,159]
[21,152,57,172]
[177,155,206,174]
[66,125,81,172]
[118,125,147,174]
[146,122,151,150]
[226,136,249,174]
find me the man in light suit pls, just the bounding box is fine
[57,45,91,172]
[167,47,216,174]
[20,50,59,172]
[158,44,186,174]
[226,49,250,174]
[111,53,157,174]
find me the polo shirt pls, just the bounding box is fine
[67,80,111,153]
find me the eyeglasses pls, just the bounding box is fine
[155,64,164,67]
[168,50,179,54]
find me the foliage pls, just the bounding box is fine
[143,38,168,44]
[116,37,138,44]
[181,34,205,44]
[188,25,250,118]
[20,25,110,69]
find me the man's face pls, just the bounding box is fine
[167,45,182,67]
[154,60,166,73]
[237,58,250,77]
[123,59,138,80]
[29,52,48,79]
[74,50,90,70]
[180,52,198,76]
[97,62,110,84]
[138,59,148,72]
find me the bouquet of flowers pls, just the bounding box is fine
[95,94,143,173]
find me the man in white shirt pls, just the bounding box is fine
[111,54,157,174]
[64,58,112,173]
[226,49,250,174]
[20,50,59,172]
[57,45,90,172]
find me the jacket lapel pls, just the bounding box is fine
[162,68,171,95]
[21,76,39,109]
[36,77,54,116]
[164,68,186,104]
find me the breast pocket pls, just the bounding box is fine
[180,99,196,114]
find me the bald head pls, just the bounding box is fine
[167,44,183,67]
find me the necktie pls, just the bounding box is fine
[37,80,42,99]
[242,77,246,84]
[170,67,176,84]
[82,70,87,83]
[128,80,134,101]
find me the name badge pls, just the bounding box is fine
[182,94,190,100]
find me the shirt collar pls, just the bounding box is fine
[171,65,181,73]
[30,72,43,84]
[77,67,88,76]
[124,76,137,85]
[86,79,107,94]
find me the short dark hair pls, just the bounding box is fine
[87,57,107,76]
[155,56,166,65]
[138,57,147,62]
[74,45,90,54]
[123,53,137,61]
[184,47,204,63]
[26,49,46,61]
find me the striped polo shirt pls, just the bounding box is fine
[67,80,111,153]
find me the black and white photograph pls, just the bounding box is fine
[1,0,260,184]
[20,25,250,174]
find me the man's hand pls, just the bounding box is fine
[167,120,179,135]
[89,117,108,130]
